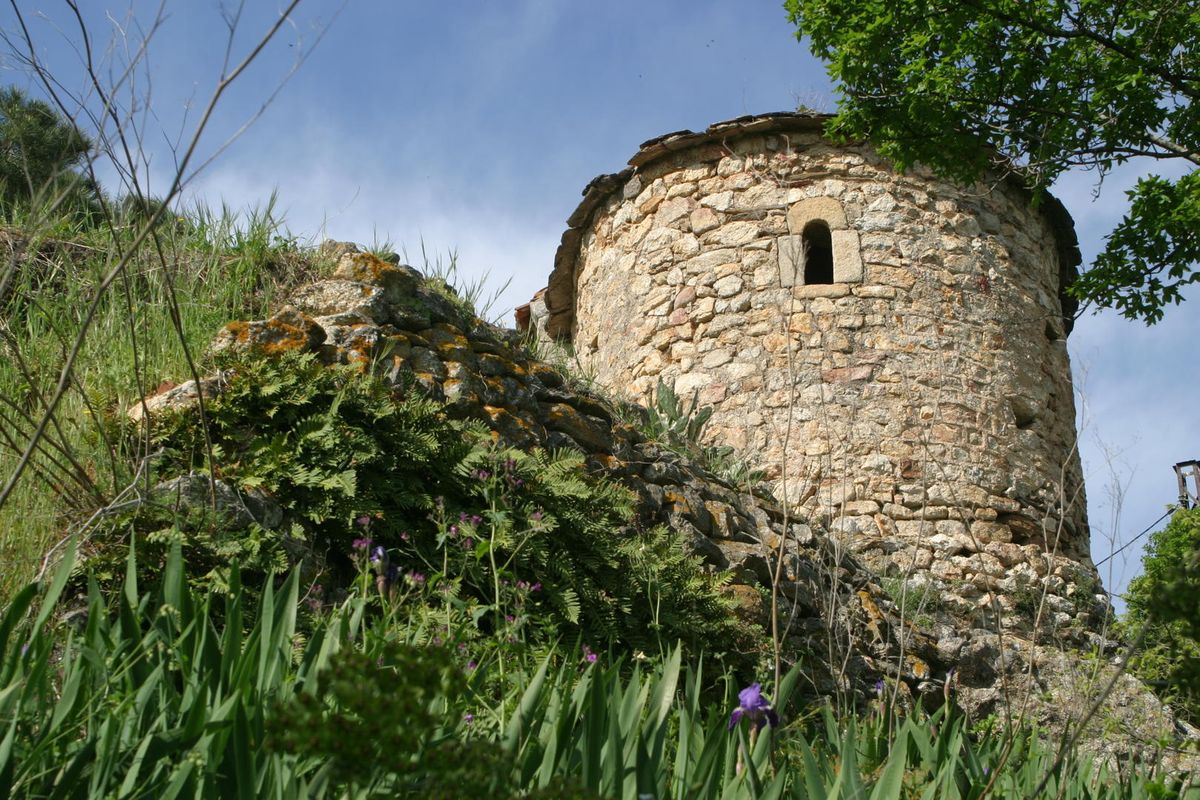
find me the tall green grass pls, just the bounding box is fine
[0,197,319,602]
[0,541,1189,798]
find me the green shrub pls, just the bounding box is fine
[636,379,767,489]
[111,349,745,661]
[0,86,99,224]
[1120,506,1200,724]
[881,576,941,627]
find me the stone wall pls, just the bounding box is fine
[146,244,941,691]
[536,113,1096,632]
[144,244,1195,770]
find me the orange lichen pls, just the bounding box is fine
[662,490,693,516]
[906,654,930,679]
[258,316,318,356]
[336,252,405,287]
[857,589,886,643]
[223,320,251,341]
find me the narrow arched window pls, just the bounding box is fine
[802,221,834,285]
[779,197,862,288]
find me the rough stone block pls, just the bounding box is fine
[831,229,864,282]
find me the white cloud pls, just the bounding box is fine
[190,152,559,324]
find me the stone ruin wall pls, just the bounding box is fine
[135,237,1196,767]
[541,115,1097,628]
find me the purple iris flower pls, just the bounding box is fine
[370,545,386,563]
[728,683,779,731]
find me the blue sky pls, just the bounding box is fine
[5,1,1197,605]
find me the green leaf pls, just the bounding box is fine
[32,536,77,635]
[869,723,909,800]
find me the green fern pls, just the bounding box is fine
[103,349,750,662]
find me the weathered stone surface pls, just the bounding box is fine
[132,213,1193,769]
[128,374,228,423]
[331,251,422,297]
[542,112,1093,641]
[210,306,325,355]
[290,280,388,319]
[150,473,282,531]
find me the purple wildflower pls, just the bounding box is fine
[406,571,426,586]
[370,545,386,563]
[582,644,598,664]
[462,537,474,550]
[471,514,483,525]
[530,510,544,522]
[352,537,373,552]
[463,713,475,724]
[466,660,477,671]
[530,582,542,593]
[874,679,885,696]
[728,683,779,731]
[355,515,372,528]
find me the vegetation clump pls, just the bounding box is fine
[104,347,747,664]
[634,379,767,490]
[0,543,1187,798]
[1120,506,1200,725]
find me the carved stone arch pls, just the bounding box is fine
[778,197,863,287]
[787,197,848,232]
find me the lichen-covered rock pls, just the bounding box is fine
[150,473,282,531]
[127,373,229,423]
[210,306,325,355]
[331,251,422,297]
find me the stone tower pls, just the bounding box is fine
[527,112,1097,624]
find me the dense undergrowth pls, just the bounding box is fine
[0,197,318,600]
[100,346,748,666]
[2,541,1188,799]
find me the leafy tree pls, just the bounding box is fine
[1120,507,1200,723]
[0,85,98,217]
[784,0,1199,323]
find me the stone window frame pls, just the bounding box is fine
[778,197,864,287]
